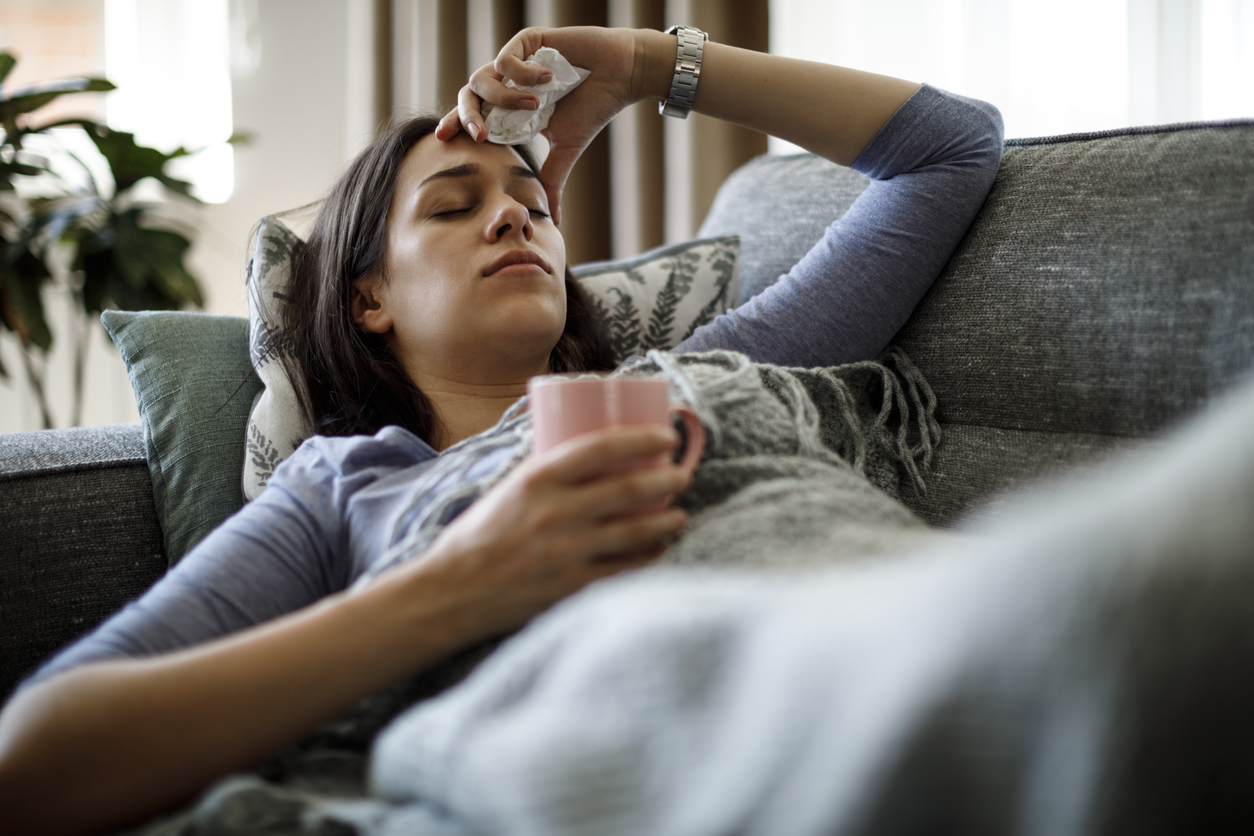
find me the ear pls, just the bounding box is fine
[350,275,393,335]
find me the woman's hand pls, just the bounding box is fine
[436,26,669,224]
[412,423,692,639]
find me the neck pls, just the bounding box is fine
[412,370,540,451]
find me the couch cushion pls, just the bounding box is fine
[0,424,167,699]
[700,120,1254,525]
[896,423,1154,527]
[897,120,1254,439]
[0,422,146,475]
[102,311,262,564]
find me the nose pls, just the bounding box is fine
[484,193,533,243]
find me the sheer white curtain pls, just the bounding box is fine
[769,0,1254,148]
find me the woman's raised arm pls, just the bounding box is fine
[441,26,1003,369]
[438,26,921,223]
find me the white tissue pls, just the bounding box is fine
[484,47,590,146]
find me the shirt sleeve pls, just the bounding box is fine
[676,84,1005,367]
[20,439,356,689]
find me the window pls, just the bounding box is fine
[769,0,1253,150]
[104,0,234,202]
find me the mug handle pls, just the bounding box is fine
[669,406,706,477]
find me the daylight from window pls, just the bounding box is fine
[770,0,1253,151]
[103,0,234,203]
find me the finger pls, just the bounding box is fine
[495,52,554,88]
[456,83,487,142]
[468,72,540,112]
[493,28,552,87]
[588,544,667,572]
[531,425,680,485]
[538,136,586,227]
[575,465,693,520]
[588,507,689,562]
[435,107,463,141]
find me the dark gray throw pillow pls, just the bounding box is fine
[102,310,260,564]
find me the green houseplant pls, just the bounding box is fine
[0,50,205,428]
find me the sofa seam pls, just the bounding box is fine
[1004,118,1254,148]
[938,420,1155,441]
[0,457,149,484]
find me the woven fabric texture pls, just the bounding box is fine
[701,122,1254,523]
[0,461,166,699]
[0,423,144,477]
[102,310,262,564]
[896,121,1254,439]
[898,423,1149,527]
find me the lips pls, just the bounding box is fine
[483,249,553,277]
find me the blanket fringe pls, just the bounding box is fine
[361,348,941,586]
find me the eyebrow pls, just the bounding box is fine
[418,162,540,189]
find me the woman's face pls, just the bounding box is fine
[355,132,567,386]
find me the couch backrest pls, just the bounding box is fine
[701,120,1254,525]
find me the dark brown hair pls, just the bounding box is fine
[281,114,613,442]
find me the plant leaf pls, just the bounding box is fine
[0,158,46,191]
[31,194,106,249]
[0,78,115,122]
[106,211,203,311]
[0,52,16,85]
[80,123,197,198]
[0,248,53,350]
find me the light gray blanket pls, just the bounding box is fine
[347,371,1254,836]
[127,358,1254,835]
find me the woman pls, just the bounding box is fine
[0,26,1002,834]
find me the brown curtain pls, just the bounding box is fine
[381,0,767,265]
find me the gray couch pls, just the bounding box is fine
[3,118,1252,701]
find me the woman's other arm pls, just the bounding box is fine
[442,28,1003,367]
[0,427,689,836]
[678,85,1004,366]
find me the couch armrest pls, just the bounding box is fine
[0,424,167,700]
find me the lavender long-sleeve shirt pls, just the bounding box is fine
[27,85,1003,687]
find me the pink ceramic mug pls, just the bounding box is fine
[528,374,705,484]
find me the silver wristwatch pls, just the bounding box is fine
[659,25,708,119]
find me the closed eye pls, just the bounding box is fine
[434,208,471,218]
[529,208,550,220]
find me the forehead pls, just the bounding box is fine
[398,133,534,188]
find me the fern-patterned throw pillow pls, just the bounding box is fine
[243,220,740,500]
[571,236,740,366]
[243,218,309,501]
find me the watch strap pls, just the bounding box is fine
[659,25,708,119]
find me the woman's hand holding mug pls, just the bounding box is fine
[529,373,705,493]
[416,381,700,638]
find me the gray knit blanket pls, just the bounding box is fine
[360,348,946,585]
[124,349,951,835]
